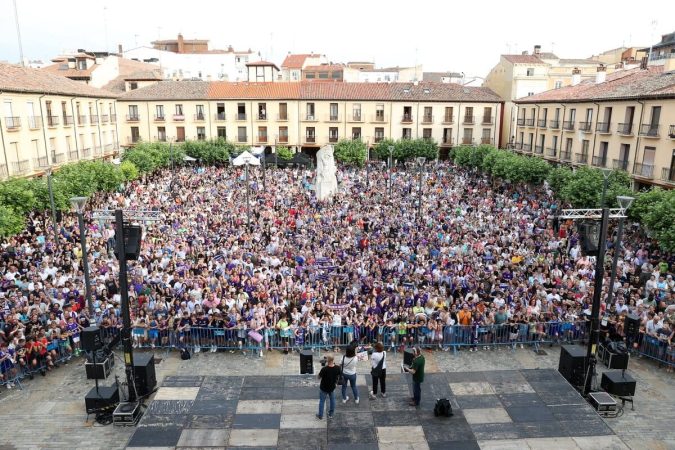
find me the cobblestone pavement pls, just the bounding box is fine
[0,346,673,449]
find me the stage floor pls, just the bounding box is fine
[126,368,616,449]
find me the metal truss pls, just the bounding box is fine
[558,208,627,220]
[92,209,163,222]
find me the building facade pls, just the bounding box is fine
[0,64,119,180]
[116,81,503,156]
[513,64,675,189]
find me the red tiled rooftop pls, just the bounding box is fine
[0,63,117,98]
[281,54,321,69]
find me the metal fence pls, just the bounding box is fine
[635,333,675,368]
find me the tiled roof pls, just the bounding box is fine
[120,81,503,103]
[303,64,344,71]
[0,63,117,98]
[515,66,675,103]
[101,58,163,93]
[557,58,600,66]
[502,54,545,64]
[42,62,95,78]
[538,52,559,60]
[246,61,280,70]
[281,54,319,69]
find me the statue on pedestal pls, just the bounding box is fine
[315,145,338,201]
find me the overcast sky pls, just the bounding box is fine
[0,0,670,77]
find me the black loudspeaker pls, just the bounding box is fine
[85,385,119,414]
[81,326,103,352]
[403,348,415,366]
[624,314,640,341]
[114,225,143,261]
[300,350,313,374]
[132,354,157,397]
[579,223,599,256]
[601,371,636,397]
[601,342,629,370]
[55,210,63,223]
[85,356,114,380]
[558,345,587,387]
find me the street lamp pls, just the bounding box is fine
[45,167,59,252]
[233,152,259,231]
[70,196,93,316]
[416,157,426,220]
[387,145,394,198]
[599,168,612,208]
[606,195,635,306]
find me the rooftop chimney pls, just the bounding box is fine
[522,51,528,56]
[177,33,185,53]
[571,67,581,86]
[118,44,123,55]
[595,64,606,84]
[534,45,541,56]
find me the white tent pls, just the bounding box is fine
[232,150,261,166]
[183,155,197,162]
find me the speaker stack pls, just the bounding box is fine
[131,353,157,398]
[299,350,314,374]
[601,371,636,397]
[81,326,103,352]
[624,314,641,344]
[558,345,587,388]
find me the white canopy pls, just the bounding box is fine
[232,150,261,166]
[250,146,265,155]
[183,155,197,162]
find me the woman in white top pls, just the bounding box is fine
[340,346,360,404]
[369,342,387,399]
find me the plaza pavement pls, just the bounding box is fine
[0,346,673,450]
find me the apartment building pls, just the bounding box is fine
[513,63,675,189]
[117,81,503,156]
[0,63,119,180]
[280,54,328,81]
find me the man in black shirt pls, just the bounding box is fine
[316,355,341,420]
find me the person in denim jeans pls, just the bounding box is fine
[317,355,341,420]
[340,346,360,404]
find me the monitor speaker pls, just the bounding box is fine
[114,225,143,261]
[299,350,313,374]
[132,354,157,397]
[85,385,119,414]
[624,314,641,341]
[81,326,103,352]
[403,348,415,366]
[601,371,636,397]
[558,344,586,387]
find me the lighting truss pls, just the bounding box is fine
[91,209,163,222]
[558,208,627,220]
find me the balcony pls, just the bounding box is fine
[101,114,109,123]
[277,114,288,121]
[33,156,49,168]
[53,152,66,164]
[63,115,74,125]
[537,119,547,128]
[534,145,544,154]
[464,116,476,125]
[128,135,141,144]
[173,114,185,121]
[0,164,7,179]
[104,143,115,153]
[482,116,494,125]
[549,120,560,129]
[256,113,267,121]
[154,115,165,121]
[372,114,386,123]
[328,135,339,143]
[661,167,675,183]
[25,116,40,130]
[461,138,475,145]
[517,118,525,126]
[617,123,633,135]
[563,121,575,131]
[11,160,30,175]
[591,156,607,167]
[639,124,659,137]
[633,162,654,178]
[276,136,289,144]
[78,115,88,125]
[440,137,453,146]
[421,115,433,124]
[612,159,630,171]
[574,153,588,164]
[90,115,98,123]
[303,114,317,122]
[194,114,206,122]
[546,148,557,157]
[110,114,117,123]
[214,112,226,121]
[374,135,384,143]
[93,145,103,156]
[126,115,140,122]
[4,116,21,130]
[442,115,454,124]
[578,121,592,132]
[156,135,167,142]
[237,135,248,143]
[328,115,340,122]
[256,134,268,144]
[525,118,535,127]
[595,122,611,134]
[349,114,363,122]
[82,148,92,158]
[560,150,572,161]
[669,125,675,138]
[522,143,532,152]
[304,135,316,144]
[513,142,522,150]
[47,116,60,127]
[68,150,79,160]
[401,114,413,123]
[481,137,493,145]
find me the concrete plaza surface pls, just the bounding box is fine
[0,346,672,450]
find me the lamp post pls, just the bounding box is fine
[236,153,258,232]
[416,157,426,220]
[70,196,93,316]
[387,145,394,198]
[45,167,59,251]
[605,196,635,306]
[599,168,612,208]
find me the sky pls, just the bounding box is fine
[0,0,671,78]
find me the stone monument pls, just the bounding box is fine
[315,145,338,201]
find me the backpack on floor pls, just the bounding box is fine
[434,398,453,417]
[180,347,191,360]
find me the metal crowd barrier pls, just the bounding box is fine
[635,332,675,368]
[0,339,78,390]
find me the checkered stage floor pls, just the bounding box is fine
[126,369,615,449]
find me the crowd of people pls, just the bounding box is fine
[1,157,674,390]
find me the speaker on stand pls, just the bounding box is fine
[624,314,641,352]
[299,350,313,374]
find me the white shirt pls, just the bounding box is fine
[371,351,387,370]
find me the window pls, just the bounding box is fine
[196,105,205,120]
[217,127,226,139]
[526,68,534,76]
[352,127,361,140]
[565,138,573,152]
[352,104,362,121]
[330,103,339,121]
[175,104,184,116]
[422,128,432,140]
[442,128,452,144]
[279,103,288,120]
[482,129,491,144]
[552,135,558,150]
[402,128,412,139]
[329,127,339,142]
[403,106,412,121]
[278,126,288,143]
[129,82,138,90]
[131,127,140,143]
[581,139,589,155]
[258,126,268,142]
[128,105,139,120]
[77,59,86,70]
[237,103,246,120]
[157,127,166,142]
[258,103,267,120]
[155,105,164,120]
[331,71,341,79]
[464,107,474,123]
[306,103,315,120]
[216,103,226,120]
[237,126,247,142]
[444,107,453,122]
[463,128,474,144]
[527,92,534,96]
[305,72,315,79]
[318,72,329,79]
[483,107,492,124]
[197,127,206,140]
[376,104,385,121]
[554,81,562,89]
[306,127,316,142]
[423,106,432,122]
[374,127,384,142]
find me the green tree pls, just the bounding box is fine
[628,188,667,222]
[334,139,367,166]
[373,139,400,161]
[0,178,38,214]
[120,160,140,181]
[642,190,675,251]
[276,146,293,160]
[0,205,24,238]
[547,166,573,193]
